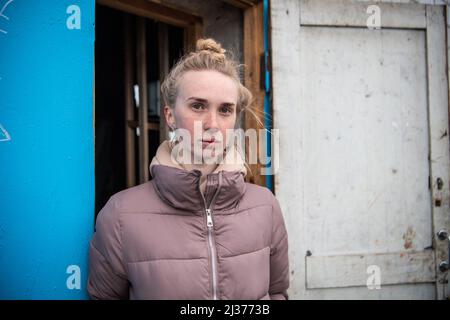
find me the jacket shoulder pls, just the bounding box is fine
[242,182,279,208]
[108,181,161,213]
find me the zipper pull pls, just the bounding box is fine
[206,208,213,228]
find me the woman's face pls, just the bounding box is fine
[164,70,238,163]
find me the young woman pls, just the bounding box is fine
[87,38,289,300]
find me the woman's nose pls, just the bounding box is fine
[203,111,219,130]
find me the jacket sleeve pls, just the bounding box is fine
[87,196,129,300]
[269,195,290,300]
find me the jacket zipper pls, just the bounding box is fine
[199,171,223,300]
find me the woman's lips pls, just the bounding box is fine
[201,138,220,145]
[201,137,218,143]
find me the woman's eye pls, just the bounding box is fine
[191,103,206,111]
[219,106,233,115]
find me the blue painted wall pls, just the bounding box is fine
[0,0,95,299]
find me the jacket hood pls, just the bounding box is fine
[149,140,247,212]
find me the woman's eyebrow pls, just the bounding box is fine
[187,97,236,106]
[187,97,208,103]
[221,102,236,107]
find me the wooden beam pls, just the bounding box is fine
[126,120,159,131]
[97,0,202,28]
[158,22,169,143]
[184,20,203,53]
[426,4,450,300]
[222,0,260,9]
[243,2,266,187]
[136,17,149,183]
[124,14,136,188]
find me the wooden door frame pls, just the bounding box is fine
[97,0,203,50]
[236,0,267,187]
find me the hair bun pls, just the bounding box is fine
[196,38,226,61]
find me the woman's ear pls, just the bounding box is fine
[164,105,175,130]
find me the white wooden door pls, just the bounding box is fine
[271,0,450,299]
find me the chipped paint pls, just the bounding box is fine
[403,226,416,250]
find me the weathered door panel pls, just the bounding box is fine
[272,0,450,299]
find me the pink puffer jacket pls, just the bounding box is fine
[87,141,289,300]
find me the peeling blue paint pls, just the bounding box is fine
[0,0,95,299]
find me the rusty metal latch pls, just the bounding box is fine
[437,177,444,190]
[437,229,450,272]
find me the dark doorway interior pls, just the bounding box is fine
[95,5,126,216]
[94,4,184,218]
